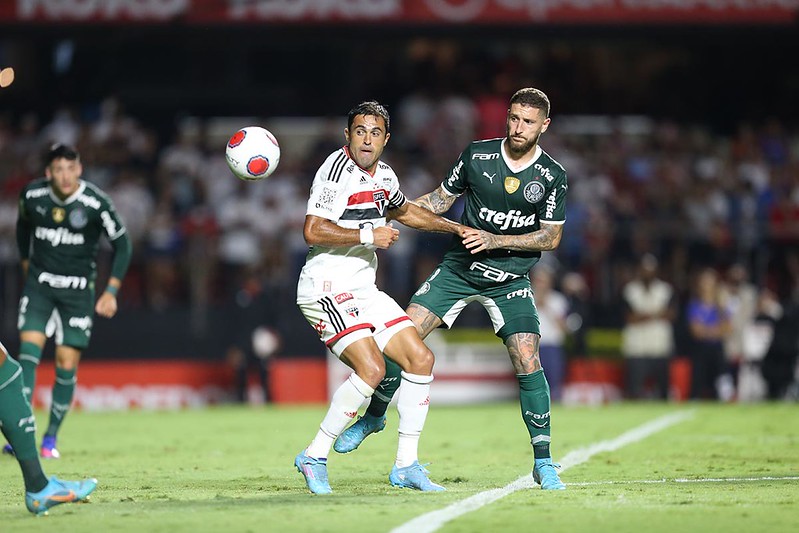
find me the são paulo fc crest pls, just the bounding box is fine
[373,190,387,215]
[523,181,546,203]
[504,177,520,194]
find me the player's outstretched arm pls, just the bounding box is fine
[390,202,465,236]
[303,215,399,249]
[462,223,563,254]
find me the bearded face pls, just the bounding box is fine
[504,103,550,158]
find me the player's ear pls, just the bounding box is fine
[383,132,390,147]
[45,167,52,179]
[541,118,551,133]
[344,128,351,143]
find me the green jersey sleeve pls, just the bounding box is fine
[98,196,132,281]
[540,171,568,224]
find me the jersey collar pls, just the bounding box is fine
[49,180,86,206]
[500,140,542,173]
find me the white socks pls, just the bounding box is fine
[395,371,433,468]
[306,373,374,459]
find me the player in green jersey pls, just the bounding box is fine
[335,88,568,490]
[4,144,132,459]
[0,340,97,515]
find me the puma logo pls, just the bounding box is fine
[482,172,496,183]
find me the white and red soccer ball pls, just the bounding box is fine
[225,126,281,181]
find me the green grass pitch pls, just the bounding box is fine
[1,402,797,532]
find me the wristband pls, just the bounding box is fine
[105,285,119,297]
[359,228,374,245]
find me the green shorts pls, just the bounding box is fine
[409,263,540,342]
[18,270,96,349]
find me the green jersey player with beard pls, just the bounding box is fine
[3,144,131,460]
[334,88,568,490]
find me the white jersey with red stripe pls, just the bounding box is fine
[297,147,407,303]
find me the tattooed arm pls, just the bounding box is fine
[413,185,459,215]
[462,223,563,254]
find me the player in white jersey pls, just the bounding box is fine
[295,101,469,494]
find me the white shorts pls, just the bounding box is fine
[297,288,414,357]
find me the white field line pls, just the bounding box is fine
[391,410,695,533]
[568,476,799,486]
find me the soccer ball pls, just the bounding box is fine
[225,126,281,181]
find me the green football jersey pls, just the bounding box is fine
[441,138,567,283]
[17,178,128,280]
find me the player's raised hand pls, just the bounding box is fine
[373,223,400,249]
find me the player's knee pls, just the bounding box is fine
[405,343,434,374]
[55,347,81,371]
[56,359,79,371]
[355,355,386,387]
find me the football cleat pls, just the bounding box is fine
[333,414,386,454]
[389,461,445,492]
[25,476,97,516]
[533,458,566,490]
[294,450,332,494]
[2,443,14,456]
[40,435,60,459]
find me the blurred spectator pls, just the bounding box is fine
[686,268,732,400]
[107,169,155,250]
[215,180,270,294]
[720,263,758,398]
[561,271,590,357]
[40,106,80,148]
[761,295,799,400]
[181,182,219,336]
[738,288,782,402]
[226,266,281,404]
[532,265,569,402]
[143,197,182,310]
[621,254,677,400]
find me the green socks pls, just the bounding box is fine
[360,362,556,461]
[365,356,402,418]
[18,341,42,403]
[0,355,48,493]
[46,367,77,437]
[518,370,552,459]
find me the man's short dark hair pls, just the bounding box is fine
[509,88,550,118]
[45,143,80,166]
[347,101,390,133]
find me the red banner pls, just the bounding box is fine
[1,0,797,25]
[30,358,327,410]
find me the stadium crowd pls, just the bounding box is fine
[0,90,797,401]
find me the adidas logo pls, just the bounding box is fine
[345,411,357,418]
[419,396,430,406]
